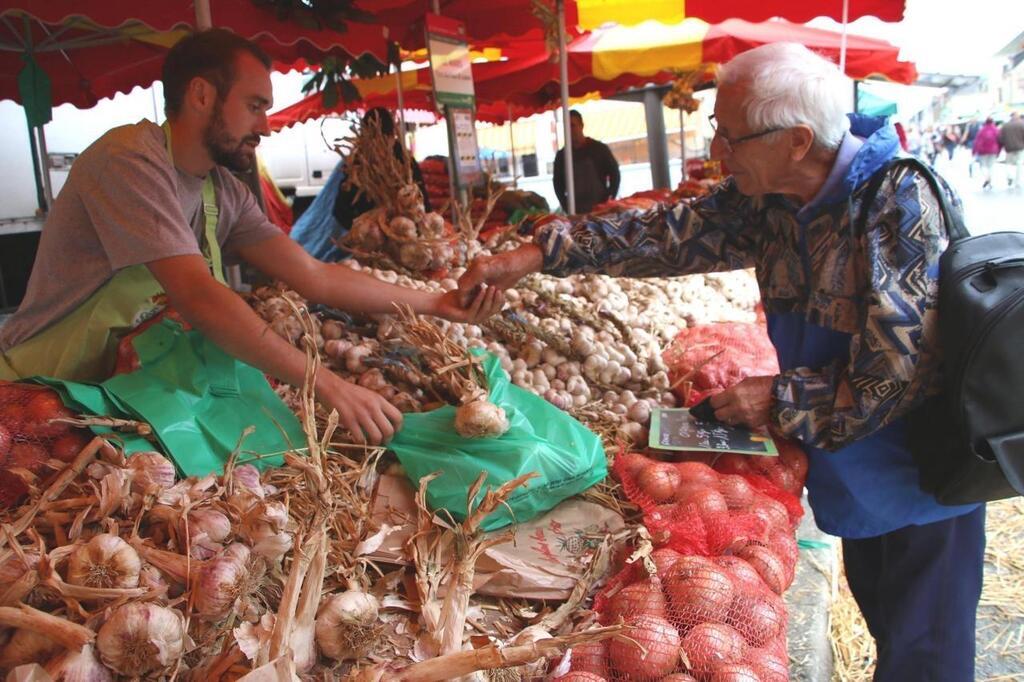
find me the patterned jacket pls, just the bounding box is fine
[533,115,979,537]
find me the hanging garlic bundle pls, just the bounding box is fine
[96,602,184,676]
[314,590,381,661]
[193,543,266,621]
[66,533,141,590]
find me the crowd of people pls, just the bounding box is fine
[904,113,1024,190]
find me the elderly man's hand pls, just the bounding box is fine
[709,375,777,428]
[457,245,544,307]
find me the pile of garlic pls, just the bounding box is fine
[254,257,759,446]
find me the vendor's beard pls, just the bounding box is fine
[203,103,259,173]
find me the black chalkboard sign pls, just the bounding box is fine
[649,408,778,456]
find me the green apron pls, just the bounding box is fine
[0,122,225,382]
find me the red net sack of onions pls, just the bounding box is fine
[0,381,91,477]
[583,550,791,680]
[662,322,779,404]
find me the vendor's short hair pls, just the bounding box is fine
[162,29,272,117]
[717,42,850,150]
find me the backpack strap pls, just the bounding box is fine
[856,157,970,242]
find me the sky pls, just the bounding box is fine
[809,0,1024,76]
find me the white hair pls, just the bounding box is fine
[717,42,851,150]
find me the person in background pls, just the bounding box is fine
[904,124,924,159]
[972,118,1002,190]
[960,117,981,177]
[998,111,1024,189]
[553,110,620,214]
[941,124,960,162]
[459,42,983,682]
[333,108,431,235]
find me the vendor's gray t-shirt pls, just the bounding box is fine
[0,120,281,350]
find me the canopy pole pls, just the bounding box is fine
[508,103,518,189]
[679,108,686,181]
[395,66,406,138]
[195,0,212,30]
[839,0,849,75]
[557,0,575,214]
[35,125,53,207]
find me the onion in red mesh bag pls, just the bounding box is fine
[662,675,699,682]
[50,431,91,463]
[768,466,800,496]
[718,475,756,510]
[735,544,788,595]
[607,579,668,622]
[665,561,734,625]
[727,591,785,647]
[749,497,791,532]
[609,615,681,679]
[679,485,729,518]
[769,531,799,573]
[617,452,650,479]
[637,464,681,503]
[748,647,789,682]
[651,548,684,577]
[554,672,608,682]
[715,453,753,475]
[710,662,761,681]
[714,556,764,591]
[8,442,49,474]
[676,461,719,487]
[22,390,74,439]
[777,439,809,481]
[568,640,609,678]
[681,622,746,675]
[0,401,25,430]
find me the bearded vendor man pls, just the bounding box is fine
[0,29,502,446]
[456,42,984,682]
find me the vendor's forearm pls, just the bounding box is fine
[308,263,442,317]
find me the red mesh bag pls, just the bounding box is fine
[663,322,780,404]
[0,381,91,497]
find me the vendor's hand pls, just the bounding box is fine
[457,245,544,307]
[320,377,404,445]
[433,286,505,324]
[709,375,777,428]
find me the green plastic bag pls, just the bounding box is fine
[389,353,606,532]
[100,319,305,476]
[31,319,305,477]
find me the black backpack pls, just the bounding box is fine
[860,157,1024,505]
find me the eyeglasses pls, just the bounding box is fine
[708,114,784,153]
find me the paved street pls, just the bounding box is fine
[929,148,1024,234]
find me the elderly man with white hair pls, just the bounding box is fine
[458,42,982,681]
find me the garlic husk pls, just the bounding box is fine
[0,552,39,586]
[96,602,184,676]
[126,452,176,494]
[187,508,232,544]
[45,643,113,682]
[0,627,61,669]
[454,399,510,438]
[66,534,141,591]
[315,591,380,661]
[194,543,264,620]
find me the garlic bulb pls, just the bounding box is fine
[188,509,231,543]
[315,590,380,661]
[194,543,263,620]
[454,399,510,439]
[388,215,417,239]
[96,602,184,676]
[66,534,141,590]
[126,452,175,494]
[45,643,113,682]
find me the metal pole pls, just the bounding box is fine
[508,103,518,189]
[35,125,53,207]
[194,0,213,30]
[679,108,687,181]
[25,118,45,213]
[395,67,405,137]
[643,89,670,189]
[839,0,849,75]
[557,0,575,214]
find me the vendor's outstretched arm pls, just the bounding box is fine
[236,234,502,322]
[147,254,402,445]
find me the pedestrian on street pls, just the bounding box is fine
[998,112,1024,189]
[972,118,1002,190]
